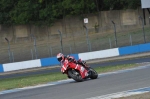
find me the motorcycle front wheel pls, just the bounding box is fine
[68,69,83,82]
[89,68,98,79]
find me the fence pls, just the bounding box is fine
[0,22,150,64]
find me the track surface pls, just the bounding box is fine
[1,64,150,99]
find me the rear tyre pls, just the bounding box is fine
[68,69,83,82]
[89,68,98,79]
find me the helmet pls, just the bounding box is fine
[57,53,64,62]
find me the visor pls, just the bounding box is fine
[58,57,62,62]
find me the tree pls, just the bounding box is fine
[0,0,141,25]
[101,0,141,10]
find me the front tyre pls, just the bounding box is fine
[89,68,98,79]
[68,69,83,82]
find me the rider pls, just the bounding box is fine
[56,53,88,68]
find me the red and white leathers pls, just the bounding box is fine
[56,53,89,68]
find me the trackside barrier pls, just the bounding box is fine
[0,64,4,73]
[78,48,119,61]
[41,57,59,67]
[139,43,150,52]
[0,43,150,73]
[119,43,150,55]
[2,60,41,72]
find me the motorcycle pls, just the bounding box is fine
[60,59,98,82]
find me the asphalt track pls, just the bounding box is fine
[0,56,150,79]
[0,64,150,99]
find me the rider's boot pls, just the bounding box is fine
[82,61,90,70]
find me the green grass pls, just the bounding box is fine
[0,63,143,91]
[95,63,138,73]
[0,72,68,91]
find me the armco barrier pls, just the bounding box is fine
[78,48,119,60]
[0,64,3,73]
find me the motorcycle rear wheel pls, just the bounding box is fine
[68,69,83,82]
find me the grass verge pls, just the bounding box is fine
[0,63,145,91]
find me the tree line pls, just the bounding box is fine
[0,0,141,25]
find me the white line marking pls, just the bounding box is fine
[86,86,150,99]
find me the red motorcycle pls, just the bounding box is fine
[61,59,98,82]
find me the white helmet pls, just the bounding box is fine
[56,53,64,62]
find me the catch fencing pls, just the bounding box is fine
[0,23,150,64]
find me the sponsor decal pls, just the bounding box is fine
[75,64,79,69]
[80,67,85,73]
